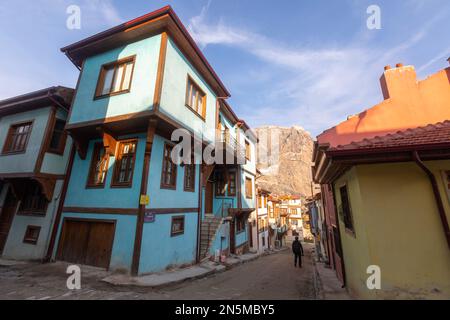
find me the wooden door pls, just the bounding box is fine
[332,226,345,284]
[205,181,213,214]
[248,222,253,248]
[0,190,18,254]
[57,220,90,265]
[57,219,115,269]
[84,222,114,269]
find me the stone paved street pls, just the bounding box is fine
[0,245,323,300]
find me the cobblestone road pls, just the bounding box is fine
[0,246,317,300]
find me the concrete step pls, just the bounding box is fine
[201,230,218,235]
[201,225,221,231]
[203,217,222,221]
[202,221,221,225]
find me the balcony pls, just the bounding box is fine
[217,130,246,162]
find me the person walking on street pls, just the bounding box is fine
[292,236,304,268]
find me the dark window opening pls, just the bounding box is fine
[18,182,48,215]
[171,216,185,236]
[48,119,67,154]
[184,163,196,192]
[236,216,246,233]
[339,185,355,233]
[23,226,41,245]
[215,170,226,196]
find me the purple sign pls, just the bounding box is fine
[144,212,155,223]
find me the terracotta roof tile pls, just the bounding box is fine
[330,120,450,151]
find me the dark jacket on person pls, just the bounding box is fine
[292,240,304,255]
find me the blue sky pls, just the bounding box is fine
[0,0,449,136]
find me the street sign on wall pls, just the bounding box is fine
[144,212,155,223]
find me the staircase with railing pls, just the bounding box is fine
[199,199,234,260]
[199,215,223,260]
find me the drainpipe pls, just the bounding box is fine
[331,183,347,289]
[412,151,450,250]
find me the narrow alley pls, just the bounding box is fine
[0,246,341,300]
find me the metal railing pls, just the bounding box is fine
[216,198,234,218]
[218,130,246,160]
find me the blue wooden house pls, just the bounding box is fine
[47,6,257,275]
[0,86,74,261]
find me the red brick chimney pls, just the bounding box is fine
[379,63,417,100]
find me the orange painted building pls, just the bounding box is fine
[318,62,450,148]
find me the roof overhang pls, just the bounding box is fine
[314,142,450,184]
[229,208,255,218]
[219,100,258,142]
[61,6,230,98]
[65,109,213,160]
[0,87,74,117]
[257,188,271,195]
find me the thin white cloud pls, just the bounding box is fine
[82,0,124,26]
[188,0,247,48]
[417,47,450,73]
[0,0,123,31]
[188,3,447,136]
[0,0,123,100]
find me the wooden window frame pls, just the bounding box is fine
[185,75,207,121]
[94,55,136,100]
[338,183,356,236]
[183,162,196,192]
[245,140,251,161]
[215,169,226,196]
[171,216,185,237]
[23,225,41,245]
[236,216,246,233]
[215,168,237,197]
[227,170,236,196]
[245,177,253,199]
[86,142,110,189]
[2,120,34,155]
[258,217,265,233]
[111,138,138,188]
[47,118,67,155]
[160,142,178,190]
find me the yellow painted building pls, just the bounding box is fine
[314,121,450,299]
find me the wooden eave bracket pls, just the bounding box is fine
[8,177,56,202]
[74,139,88,160]
[202,164,215,187]
[33,177,56,201]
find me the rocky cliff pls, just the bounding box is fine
[255,126,314,197]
